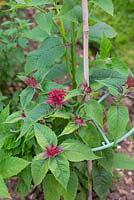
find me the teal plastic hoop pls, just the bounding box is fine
[91,93,134,152]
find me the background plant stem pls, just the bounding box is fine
[71,22,77,88]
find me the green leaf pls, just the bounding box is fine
[78,123,101,148]
[17,166,32,197]
[0,105,9,123]
[107,105,129,140]
[5,111,22,123]
[111,58,129,77]
[59,122,78,137]
[0,157,30,179]
[64,89,83,100]
[35,12,53,35]
[98,148,113,172]
[48,154,70,189]
[113,153,134,170]
[25,37,65,74]
[100,36,112,58]
[90,69,126,90]
[46,62,67,81]
[92,165,112,200]
[63,171,78,200]
[34,123,57,149]
[61,139,98,162]
[24,26,48,42]
[90,22,117,42]
[15,0,51,6]
[58,0,82,23]
[20,87,35,109]
[50,109,71,119]
[43,174,62,200]
[31,159,48,186]
[84,100,103,126]
[43,172,78,200]
[19,103,50,138]
[76,191,87,200]
[93,0,114,15]
[0,176,10,198]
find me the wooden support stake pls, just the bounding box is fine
[82,1,92,200]
[82,0,89,86]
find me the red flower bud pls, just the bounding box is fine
[125,76,134,88]
[83,83,92,94]
[75,116,84,126]
[25,77,38,88]
[21,111,26,119]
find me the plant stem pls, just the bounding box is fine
[88,160,92,200]
[71,22,77,88]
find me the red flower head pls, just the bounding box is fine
[44,144,63,158]
[46,89,68,108]
[125,76,134,88]
[25,77,38,88]
[75,116,84,126]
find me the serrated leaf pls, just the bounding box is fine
[111,58,129,76]
[113,153,134,170]
[20,87,35,109]
[90,22,117,42]
[5,111,22,123]
[31,159,48,186]
[61,139,98,162]
[98,148,113,172]
[107,105,129,140]
[48,154,70,189]
[17,166,32,197]
[64,89,83,100]
[90,69,126,90]
[84,100,103,126]
[43,172,78,200]
[35,12,53,35]
[34,123,57,149]
[63,171,78,200]
[46,62,67,80]
[78,123,101,148]
[59,122,78,137]
[93,0,114,15]
[50,109,71,119]
[92,165,112,200]
[24,26,48,42]
[25,37,65,74]
[0,157,30,179]
[19,103,50,138]
[58,0,82,23]
[0,176,10,198]
[43,174,62,200]
[100,36,112,58]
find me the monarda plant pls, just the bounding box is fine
[0,0,134,199]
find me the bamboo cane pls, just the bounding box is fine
[82,1,92,200]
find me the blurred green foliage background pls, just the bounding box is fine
[96,0,134,68]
